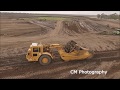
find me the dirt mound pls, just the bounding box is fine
[64,20,112,33]
[49,19,113,37]
[1,14,120,79]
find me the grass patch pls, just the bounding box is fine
[19,16,67,21]
[37,16,67,20]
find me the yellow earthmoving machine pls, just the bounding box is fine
[26,40,93,65]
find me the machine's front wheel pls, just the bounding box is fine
[39,55,52,65]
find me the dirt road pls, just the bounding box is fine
[0,13,120,79]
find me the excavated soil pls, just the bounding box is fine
[0,13,120,79]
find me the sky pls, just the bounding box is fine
[0,11,119,15]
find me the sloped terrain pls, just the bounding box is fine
[0,13,120,79]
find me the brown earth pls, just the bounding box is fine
[0,13,120,79]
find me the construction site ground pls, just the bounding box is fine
[0,13,120,79]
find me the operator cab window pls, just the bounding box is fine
[33,48,39,52]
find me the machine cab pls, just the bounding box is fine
[26,43,43,61]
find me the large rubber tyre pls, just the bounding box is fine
[39,55,52,65]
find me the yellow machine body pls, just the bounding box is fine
[26,43,93,65]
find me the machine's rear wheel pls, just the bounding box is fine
[39,55,52,65]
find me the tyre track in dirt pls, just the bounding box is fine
[29,20,55,30]
[1,14,120,79]
[0,61,85,79]
[49,20,63,37]
[0,50,120,79]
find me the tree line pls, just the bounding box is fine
[97,13,120,20]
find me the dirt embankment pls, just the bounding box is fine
[0,13,120,79]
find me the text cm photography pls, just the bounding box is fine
[70,70,107,75]
[1,11,119,79]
